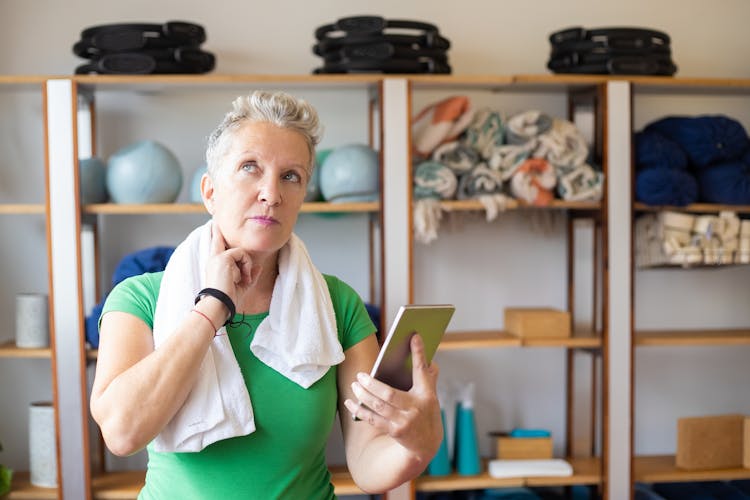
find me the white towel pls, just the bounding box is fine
[250,232,344,388]
[151,221,342,452]
[488,458,573,478]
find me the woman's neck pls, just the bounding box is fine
[237,251,279,314]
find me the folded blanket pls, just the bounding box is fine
[488,459,573,478]
[505,110,553,145]
[152,221,342,452]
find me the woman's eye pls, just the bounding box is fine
[283,171,302,183]
[241,162,258,172]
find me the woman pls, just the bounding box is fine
[90,90,443,499]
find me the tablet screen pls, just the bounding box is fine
[370,304,455,391]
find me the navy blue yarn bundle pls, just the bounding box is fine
[697,160,750,204]
[646,115,749,169]
[653,481,750,500]
[636,115,750,205]
[634,130,698,206]
[85,246,175,348]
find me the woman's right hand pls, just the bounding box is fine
[204,222,261,309]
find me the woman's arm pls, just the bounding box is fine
[337,334,443,493]
[90,295,228,456]
[91,223,258,456]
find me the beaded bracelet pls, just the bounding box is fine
[194,287,236,326]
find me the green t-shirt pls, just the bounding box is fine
[101,272,375,500]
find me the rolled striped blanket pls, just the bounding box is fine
[413,160,458,200]
[412,95,474,158]
[463,108,505,158]
[486,140,538,181]
[510,158,557,206]
[534,119,589,171]
[432,140,480,176]
[506,110,553,145]
[455,162,509,221]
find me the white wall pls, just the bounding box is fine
[2,0,750,78]
[2,0,750,485]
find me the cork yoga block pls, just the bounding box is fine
[504,308,571,338]
[676,414,744,470]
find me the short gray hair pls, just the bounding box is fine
[205,90,322,175]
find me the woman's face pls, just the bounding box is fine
[201,120,311,255]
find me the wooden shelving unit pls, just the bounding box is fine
[26,73,750,500]
[630,78,750,495]
[1,77,59,500]
[634,455,750,483]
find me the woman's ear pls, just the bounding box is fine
[200,173,215,215]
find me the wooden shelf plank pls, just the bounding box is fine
[90,466,362,499]
[440,331,601,350]
[72,74,382,94]
[634,202,750,214]
[328,465,365,496]
[0,204,45,215]
[635,329,750,346]
[523,331,601,349]
[6,471,58,500]
[525,457,602,486]
[634,455,750,483]
[440,199,600,212]
[441,331,521,350]
[416,457,601,492]
[416,472,524,492]
[0,341,52,359]
[82,201,378,215]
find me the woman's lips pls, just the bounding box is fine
[250,215,278,226]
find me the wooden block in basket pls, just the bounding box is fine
[676,414,744,470]
[745,416,750,469]
[504,307,571,338]
[495,436,553,460]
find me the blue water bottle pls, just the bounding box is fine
[454,382,481,475]
[427,407,451,476]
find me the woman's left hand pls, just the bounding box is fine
[344,334,443,460]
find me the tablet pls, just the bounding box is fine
[370,304,455,391]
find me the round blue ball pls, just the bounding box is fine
[319,144,379,203]
[106,140,183,204]
[189,164,208,203]
[79,157,108,204]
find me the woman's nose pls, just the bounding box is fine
[258,177,282,206]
